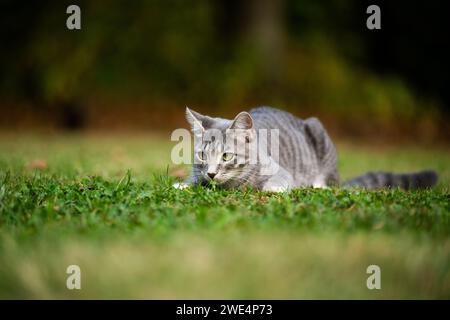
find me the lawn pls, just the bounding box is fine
[0,133,449,299]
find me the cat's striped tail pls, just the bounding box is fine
[343,170,438,190]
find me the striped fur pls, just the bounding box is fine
[179,106,438,191]
[343,170,438,190]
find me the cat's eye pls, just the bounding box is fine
[222,153,234,162]
[197,151,207,161]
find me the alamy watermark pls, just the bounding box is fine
[65,4,380,31]
[66,5,81,30]
[366,265,381,290]
[66,264,81,290]
[366,5,381,30]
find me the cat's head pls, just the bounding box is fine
[185,107,257,185]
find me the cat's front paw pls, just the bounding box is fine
[172,182,190,190]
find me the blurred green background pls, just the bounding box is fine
[0,0,449,142]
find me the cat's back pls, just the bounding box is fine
[249,106,304,130]
[248,106,339,187]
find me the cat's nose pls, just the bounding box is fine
[207,172,217,179]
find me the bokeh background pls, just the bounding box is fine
[1,0,449,143]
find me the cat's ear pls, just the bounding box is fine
[185,107,205,136]
[229,111,253,130]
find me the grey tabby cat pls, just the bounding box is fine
[174,106,437,192]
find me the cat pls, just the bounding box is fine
[174,106,438,192]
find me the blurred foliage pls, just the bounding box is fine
[0,0,448,131]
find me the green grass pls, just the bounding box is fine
[0,133,449,299]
